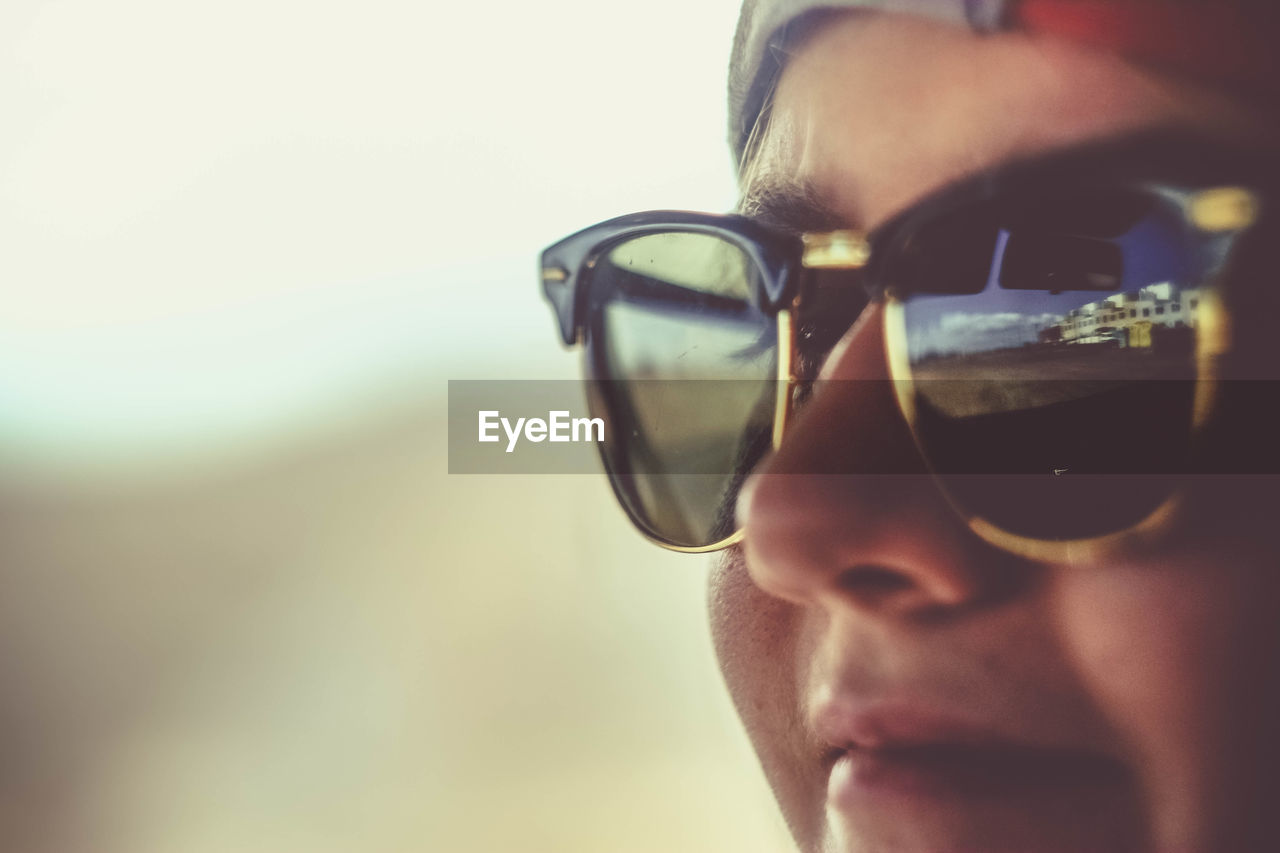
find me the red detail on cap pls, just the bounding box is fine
[1010,1,1279,92]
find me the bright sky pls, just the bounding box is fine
[0,0,743,472]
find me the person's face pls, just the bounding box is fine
[711,13,1280,853]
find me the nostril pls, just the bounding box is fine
[836,565,914,599]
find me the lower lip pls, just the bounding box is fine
[827,746,1122,808]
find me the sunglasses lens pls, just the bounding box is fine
[584,231,777,548]
[893,187,1240,541]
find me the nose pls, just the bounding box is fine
[738,303,1017,618]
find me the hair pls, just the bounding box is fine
[734,10,840,215]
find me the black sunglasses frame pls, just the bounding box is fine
[546,132,1272,340]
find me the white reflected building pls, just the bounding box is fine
[1042,283,1206,346]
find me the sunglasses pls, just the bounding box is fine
[540,133,1271,560]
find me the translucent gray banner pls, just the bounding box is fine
[447,379,1280,476]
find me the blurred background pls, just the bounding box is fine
[0,1,794,850]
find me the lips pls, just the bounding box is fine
[815,703,1130,808]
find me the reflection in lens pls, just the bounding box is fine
[896,187,1240,541]
[585,231,777,548]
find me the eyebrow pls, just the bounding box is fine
[737,174,851,235]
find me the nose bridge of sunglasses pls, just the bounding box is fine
[787,231,877,376]
[801,230,871,269]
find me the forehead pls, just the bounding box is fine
[748,13,1265,231]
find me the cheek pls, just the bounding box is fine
[708,549,826,847]
[1050,553,1280,847]
[1053,567,1223,771]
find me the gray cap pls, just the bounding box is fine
[728,0,1009,165]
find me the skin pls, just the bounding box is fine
[710,13,1280,853]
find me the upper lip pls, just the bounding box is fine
[811,693,1120,767]
[814,697,1027,757]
